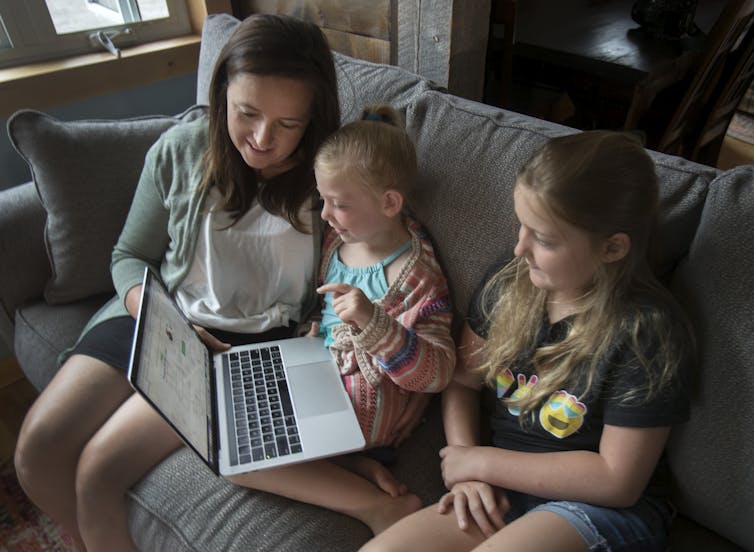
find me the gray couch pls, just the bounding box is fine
[2,13,752,552]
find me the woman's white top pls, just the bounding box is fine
[175,188,314,333]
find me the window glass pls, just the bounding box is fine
[45,0,170,35]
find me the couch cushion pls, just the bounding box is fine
[7,106,205,305]
[668,166,754,552]
[405,91,575,318]
[14,295,110,390]
[197,14,436,123]
[405,90,716,319]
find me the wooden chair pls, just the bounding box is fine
[655,0,754,165]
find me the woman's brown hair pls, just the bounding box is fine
[202,14,341,231]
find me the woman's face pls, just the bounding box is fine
[513,184,603,303]
[226,73,313,179]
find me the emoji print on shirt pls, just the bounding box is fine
[507,374,539,416]
[496,368,515,398]
[539,390,587,439]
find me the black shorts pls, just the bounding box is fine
[72,315,295,373]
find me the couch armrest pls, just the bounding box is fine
[0,182,50,351]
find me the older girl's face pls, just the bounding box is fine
[513,184,604,304]
[226,73,313,179]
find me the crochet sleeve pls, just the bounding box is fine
[349,256,456,392]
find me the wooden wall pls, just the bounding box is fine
[236,0,393,64]
[234,0,490,101]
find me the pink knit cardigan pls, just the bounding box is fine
[317,218,456,447]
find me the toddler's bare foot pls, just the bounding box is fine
[335,454,406,497]
[367,492,422,535]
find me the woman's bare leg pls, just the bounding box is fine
[227,458,422,535]
[75,393,182,551]
[13,355,134,547]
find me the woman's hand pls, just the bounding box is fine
[317,283,374,330]
[390,393,431,447]
[193,325,230,352]
[437,481,508,536]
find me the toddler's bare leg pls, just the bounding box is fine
[227,458,422,534]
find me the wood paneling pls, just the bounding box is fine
[322,28,390,64]
[235,0,490,100]
[238,0,390,39]
[237,0,392,63]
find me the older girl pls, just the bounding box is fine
[362,130,693,552]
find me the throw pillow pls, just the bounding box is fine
[7,106,206,304]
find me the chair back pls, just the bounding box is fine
[657,0,754,164]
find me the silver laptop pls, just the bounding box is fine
[127,268,365,476]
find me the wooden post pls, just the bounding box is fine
[397,0,490,101]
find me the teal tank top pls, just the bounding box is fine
[319,240,412,347]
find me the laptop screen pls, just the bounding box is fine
[130,270,215,467]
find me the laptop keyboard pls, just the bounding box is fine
[223,345,302,466]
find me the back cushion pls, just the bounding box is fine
[668,166,754,551]
[405,90,716,320]
[405,91,574,319]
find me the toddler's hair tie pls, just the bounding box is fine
[363,112,389,123]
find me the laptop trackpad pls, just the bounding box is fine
[288,361,350,418]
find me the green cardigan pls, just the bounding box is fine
[66,115,321,363]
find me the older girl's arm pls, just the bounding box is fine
[441,424,671,508]
[443,322,486,447]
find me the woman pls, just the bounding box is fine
[15,14,344,551]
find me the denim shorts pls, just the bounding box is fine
[504,491,674,552]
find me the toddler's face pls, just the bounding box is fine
[315,169,393,245]
[513,185,603,304]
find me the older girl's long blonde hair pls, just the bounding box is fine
[477,131,692,419]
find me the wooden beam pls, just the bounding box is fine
[0,36,201,118]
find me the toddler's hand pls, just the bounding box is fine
[304,321,320,337]
[317,283,374,330]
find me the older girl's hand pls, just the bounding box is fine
[440,445,484,489]
[437,481,508,537]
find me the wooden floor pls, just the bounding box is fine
[0,356,38,465]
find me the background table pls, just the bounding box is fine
[511,0,728,129]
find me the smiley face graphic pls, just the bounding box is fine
[539,390,587,439]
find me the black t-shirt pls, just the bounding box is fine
[467,267,690,456]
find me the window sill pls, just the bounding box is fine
[0,34,201,119]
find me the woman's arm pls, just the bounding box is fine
[441,423,671,508]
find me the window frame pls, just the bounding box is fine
[0,0,192,69]
[0,0,229,119]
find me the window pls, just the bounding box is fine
[0,0,191,69]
